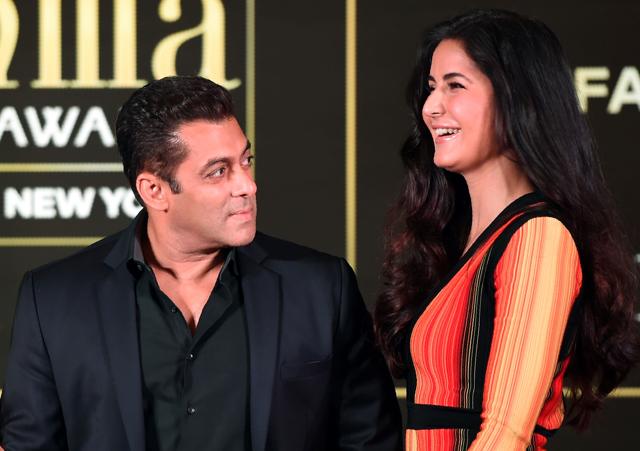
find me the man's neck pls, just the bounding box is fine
[142,218,225,282]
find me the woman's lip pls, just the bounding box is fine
[433,130,461,144]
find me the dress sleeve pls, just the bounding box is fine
[468,217,582,450]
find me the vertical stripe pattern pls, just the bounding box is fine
[406,210,582,451]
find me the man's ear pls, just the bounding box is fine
[136,171,169,211]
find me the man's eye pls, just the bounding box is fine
[242,155,255,167]
[208,167,226,177]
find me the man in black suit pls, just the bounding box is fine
[0,76,401,451]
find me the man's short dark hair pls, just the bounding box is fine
[115,76,235,203]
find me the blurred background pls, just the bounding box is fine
[0,0,638,448]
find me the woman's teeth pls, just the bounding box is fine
[435,128,460,136]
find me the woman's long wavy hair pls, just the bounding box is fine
[375,9,639,428]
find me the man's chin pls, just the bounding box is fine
[230,227,257,247]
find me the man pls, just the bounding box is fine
[0,76,401,451]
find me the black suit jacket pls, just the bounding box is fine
[0,225,401,451]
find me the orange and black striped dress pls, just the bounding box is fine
[405,193,583,451]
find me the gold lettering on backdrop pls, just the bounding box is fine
[71,0,106,87]
[0,0,19,88]
[110,0,146,87]
[32,0,68,88]
[9,0,239,89]
[152,0,241,90]
[33,0,146,88]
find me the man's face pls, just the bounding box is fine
[165,118,257,250]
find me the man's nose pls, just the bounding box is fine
[232,167,257,197]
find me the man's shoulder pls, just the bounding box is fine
[28,228,126,282]
[241,232,352,281]
[246,231,343,265]
[242,232,356,297]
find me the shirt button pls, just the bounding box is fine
[187,353,195,361]
[187,406,196,415]
[170,306,178,313]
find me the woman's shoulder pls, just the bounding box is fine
[503,215,578,259]
[492,214,582,287]
[492,201,577,258]
[485,208,582,287]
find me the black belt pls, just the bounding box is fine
[407,402,557,439]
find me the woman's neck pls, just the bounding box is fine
[462,157,534,253]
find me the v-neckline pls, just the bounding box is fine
[415,191,544,316]
[459,191,542,263]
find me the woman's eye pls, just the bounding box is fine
[449,81,465,90]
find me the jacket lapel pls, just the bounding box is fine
[238,240,281,451]
[95,224,145,451]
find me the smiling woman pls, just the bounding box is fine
[375,9,640,451]
[422,39,504,177]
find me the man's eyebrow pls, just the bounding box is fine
[428,72,473,83]
[199,157,231,176]
[198,141,252,175]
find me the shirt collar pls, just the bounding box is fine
[126,213,239,279]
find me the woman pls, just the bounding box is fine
[375,9,639,450]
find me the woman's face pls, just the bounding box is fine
[422,39,504,175]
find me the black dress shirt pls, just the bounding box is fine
[129,233,250,451]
